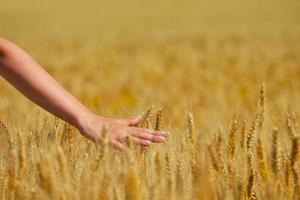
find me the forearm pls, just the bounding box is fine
[0,38,91,130]
[0,38,168,149]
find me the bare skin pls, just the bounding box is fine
[0,37,167,151]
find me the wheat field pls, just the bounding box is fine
[1,0,300,199]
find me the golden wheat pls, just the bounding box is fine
[1,25,300,199]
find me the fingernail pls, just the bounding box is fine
[158,136,166,142]
[145,140,152,145]
[160,131,168,136]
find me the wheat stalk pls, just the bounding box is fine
[228,119,238,159]
[247,119,258,151]
[187,112,196,145]
[271,128,279,175]
[256,139,268,181]
[240,120,246,149]
[247,150,258,200]
[18,131,27,180]
[258,83,265,128]
[155,108,163,131]
[8,148,17,200]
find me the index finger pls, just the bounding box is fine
[130,127,168,137]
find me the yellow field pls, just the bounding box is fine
[1,0,300,199]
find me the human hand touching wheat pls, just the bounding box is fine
[0,37,167,151]
[79,114,167,151]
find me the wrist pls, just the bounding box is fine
[73,109,95,133]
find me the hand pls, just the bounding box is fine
[0,38,168,151]
[78,113,167,151]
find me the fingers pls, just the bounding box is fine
[131,137,152,146]
[114,137,151,148]
[117,115,142,126]
[127,115,143,126]
[111,140,125,151]
[131,127,168,137]
[132,132,166,143]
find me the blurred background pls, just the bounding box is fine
[1,0,300,40]
[1,2,300,199]
[1,0,300,134]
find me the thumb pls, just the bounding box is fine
[128,115,143,126]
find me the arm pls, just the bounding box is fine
[0,37,166,150]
